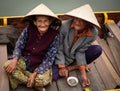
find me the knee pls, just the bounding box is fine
[94,45,102,56]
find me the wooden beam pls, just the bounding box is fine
[0,44,9,91]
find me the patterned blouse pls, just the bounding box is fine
[12,27,60,74]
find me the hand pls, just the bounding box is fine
[85,65,91,72]
[27,72,37,88]
[79,65,90,87]
[80,70,90,87]
[59,67,68,77]
[5,58,18,74]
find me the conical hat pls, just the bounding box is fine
[65,4,100,28]
[24,3,59,20]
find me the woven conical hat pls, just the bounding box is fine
[65,4,100,28]
[24,3,59,20]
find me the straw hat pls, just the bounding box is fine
[24,3,59,21]
[65,4,100,28]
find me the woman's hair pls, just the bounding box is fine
[35,15,61,30]
[32,15,53,22]
[26,15,61,30]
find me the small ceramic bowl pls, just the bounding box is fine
[67,76,78,86]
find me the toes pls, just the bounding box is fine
[36,87,46,91]
[82,79,90,87]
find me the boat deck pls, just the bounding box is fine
[0,22,120,91]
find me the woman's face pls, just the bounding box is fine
[34,15,51,34]
[72,18,87,31]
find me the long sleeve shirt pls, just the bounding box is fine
[13,26,59,74]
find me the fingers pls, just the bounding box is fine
[63,69,68,77]
[80,69,90,88]
[59,68,68,77]
[4,60,17,74]
[27,74,36,88]
[27,78,34,88]
[27,79,30,87]
[36,87,46,91]
[85,67,90,72]
[81,76,90,88]
[87,79,90,86]
[85,65,91,72]
[5,64,15,74]
[82,79,90,87]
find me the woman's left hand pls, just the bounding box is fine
[27,72,37,88]
[59,67,68,77]
[5,58,18,74]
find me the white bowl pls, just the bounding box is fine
[67,76,78,86]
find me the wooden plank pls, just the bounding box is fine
[105,22,120,43]
[56,71,82,91]
[100,51,120,84]
[76,63,106,91]
[94,40,120,84]
[94,56,117,89]
[96,37,120,76]
[46,81,58,91]
[87,63,105,91]
[0,44,9,91]
[106,37,120,76]
[11,81,58,91]
[10,85,35,91]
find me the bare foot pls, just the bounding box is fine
[42,88,46,91]
[85,65,91,72]
[36,87,46,91]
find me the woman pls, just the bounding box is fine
[54,4,102,87]
[4,3,61,91]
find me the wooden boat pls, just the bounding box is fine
[0,0,120,91]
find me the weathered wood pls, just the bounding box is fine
[11,85,35,91]
[96,37,120,76]
[56,71,82,91]
[3,36,119,91]
[94,40,120,84]
[101,51,120,84]
[107,37,120,76]
[95,56,117,89]
[0,44,9,91]
[87,63,105,91]
[105,22,120,43]
[46,81,58,91]
[76,63,105,91]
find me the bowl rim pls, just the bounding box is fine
[67,76,78,86]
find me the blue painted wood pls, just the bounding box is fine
[0,0,120,16]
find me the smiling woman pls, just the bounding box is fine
[3,3,61,91]
[33,15,52,35]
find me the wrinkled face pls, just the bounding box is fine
[34,15,51,34]
[72,18,87,31]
